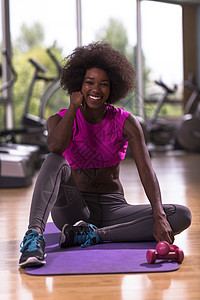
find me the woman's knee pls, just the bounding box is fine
[41,153,70,172]
[36,152,71,185]
[166,204,192,234]
[176,204,192,230]
[44,152,68,166]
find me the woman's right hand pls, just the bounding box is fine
[47,92,83,153]
[70,91,84,109]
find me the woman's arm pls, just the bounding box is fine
[123,114,174,243]
[47,91,83,153]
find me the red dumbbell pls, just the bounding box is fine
[146,248,184,264]
[156,241,179,256]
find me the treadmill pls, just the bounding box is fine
[0,143,40,188]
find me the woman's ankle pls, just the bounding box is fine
[29,226,42,235]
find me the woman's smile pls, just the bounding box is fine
[89,95,102,101]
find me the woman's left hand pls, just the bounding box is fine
[153,215,174,244]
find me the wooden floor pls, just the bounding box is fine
[1,151,200,300]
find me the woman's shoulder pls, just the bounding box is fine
[107,104,130,119]
[56,108,68,118]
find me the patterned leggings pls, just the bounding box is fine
[28,153,192,242]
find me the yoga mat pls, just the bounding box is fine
[25,222,179,276]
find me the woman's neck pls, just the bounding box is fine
[80,105,107,124]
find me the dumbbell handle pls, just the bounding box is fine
[146,249,184,264]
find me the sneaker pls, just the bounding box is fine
[19,229,46,268]
[59,220,100,248]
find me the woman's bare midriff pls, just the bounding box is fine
[71,163,124,194]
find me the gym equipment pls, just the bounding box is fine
[125,80,178,156]
[0,153,32,188]
[0,49,57,187]
[0,48,61,187]
[146,242,184,264]
[20,48,61,155]
[1,48,61,154]
[144,80,178,148]
[0,50,36,187]
[142,76,200,153]
[0,49,17,96]
[146,248,184,264]
[156,241,179,256]
[176,74,200,152]
[0,143,39,172]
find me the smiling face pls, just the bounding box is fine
[81,68,110,109]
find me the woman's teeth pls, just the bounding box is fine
[89,95,101,100]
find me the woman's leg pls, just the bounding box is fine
[20,153,90,267]
[28,153,90,233]
[83,193,192,242]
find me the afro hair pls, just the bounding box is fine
[60,41,135,104]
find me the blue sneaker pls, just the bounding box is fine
[19,229,46,268]
[59,220,100,248]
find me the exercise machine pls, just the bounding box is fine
[146,241,184,264]
[0,50,40,187]
[0,48,61,187]
[176,75,200,152]
[20,48,61,156]
[144,80,178,149]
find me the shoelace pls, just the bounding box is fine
[73,224,99,248]
[81,235,97,248]
[20,232,44,253]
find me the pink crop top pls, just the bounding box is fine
[57,105,130,169]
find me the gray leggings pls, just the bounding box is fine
[29,153,192,242]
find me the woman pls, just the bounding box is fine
[19,42,191,268]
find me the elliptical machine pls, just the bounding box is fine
[0,48,61,187]
[20,48,61,156]
[0,50,39,187]
[144,80,178,149]
[176,74,200,152]
[0,48,61,158]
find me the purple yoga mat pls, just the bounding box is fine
[25,222,179,276]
